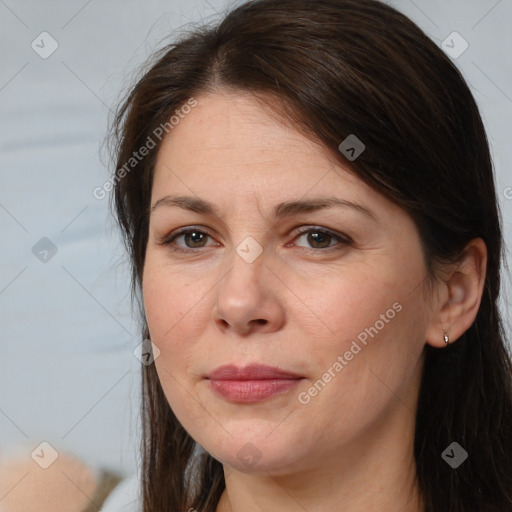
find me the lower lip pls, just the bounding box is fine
[208,378,302,402]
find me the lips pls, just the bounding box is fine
[206,363,303,380]
[206,364,304,403]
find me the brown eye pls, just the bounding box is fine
[306,231,332,249]
[294,228,349,251]
[183,231,209,248]
[161,228,217,252]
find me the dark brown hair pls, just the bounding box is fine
[109,0,512,510]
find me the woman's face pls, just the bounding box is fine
[143,91,433,475]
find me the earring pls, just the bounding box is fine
[444,333,450,345]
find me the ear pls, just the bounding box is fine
[425,238,487,348]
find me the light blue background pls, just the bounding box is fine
[1,0,511,480]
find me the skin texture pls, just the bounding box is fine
[142,91,487,512]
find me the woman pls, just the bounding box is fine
[109,0,512,510]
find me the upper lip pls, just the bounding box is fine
[206,364,303,380]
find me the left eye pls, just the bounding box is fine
[293,229,347,250]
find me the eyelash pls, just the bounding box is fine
[158,226,352,254]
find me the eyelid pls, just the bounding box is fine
[157,225,217,247]
[289,226,352,250]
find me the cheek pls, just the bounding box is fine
[289,257,428,398]
[142,265,216,437]
[315,249,428,343]
[142,260,213,346]
[286,263,402,352]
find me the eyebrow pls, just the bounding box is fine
[150,195,377,221]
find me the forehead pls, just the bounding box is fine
[150,91,390,218]
[157,91,327,168]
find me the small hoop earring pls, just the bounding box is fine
[444,333,450,345]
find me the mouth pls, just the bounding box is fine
[205,363,304,403]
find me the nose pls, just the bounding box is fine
[212,249,286,336]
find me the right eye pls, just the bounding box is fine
[160,227,220,253]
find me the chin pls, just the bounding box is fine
[199,434,305,475]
